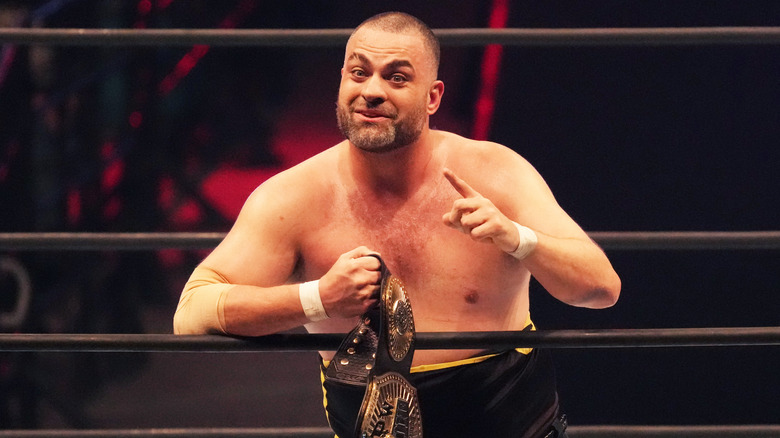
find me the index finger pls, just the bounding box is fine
[443,168,481,198]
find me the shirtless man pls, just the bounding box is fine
[174,12,620,438]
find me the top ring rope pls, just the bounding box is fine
[1,27,779,47]
[0,231,779,251]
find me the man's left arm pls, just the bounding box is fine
[442,165,620,309]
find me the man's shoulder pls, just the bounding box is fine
[436,130,529,169]
[247,143,343,206]
[270,142,343,179]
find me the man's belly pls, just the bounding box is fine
[301,239,533,366]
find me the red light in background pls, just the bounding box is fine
[137,0,152,15]
[473,0,509,141]
[158,45,210,96]
[101,160,125,194]
[66,188,82,226]
[157,1,255,96]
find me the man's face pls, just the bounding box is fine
[337,27,439,153]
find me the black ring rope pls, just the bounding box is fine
[1,425,779,437]
[0,232,226,251]
[1,27,779,47]
[1,231,779,251]
[1,327,778,353]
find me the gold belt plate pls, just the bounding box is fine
[358,372,422,438]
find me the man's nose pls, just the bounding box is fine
[361,74,387,104]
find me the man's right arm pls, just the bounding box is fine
[173,174,382,336]
[173,179,306,335]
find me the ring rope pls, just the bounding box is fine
[0,232,226,251]
[1,231,779,251]
[1,27,779,46]
[1,425,779,437]
[2,327,778,353]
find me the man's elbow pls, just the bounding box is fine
[172,309,197,335]
[173,307,227,335]
[173,306,204,335]
[583,273,621,309]
[172,283,230,335]
[567,272,620,309]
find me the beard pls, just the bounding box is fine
[336,99,426,154]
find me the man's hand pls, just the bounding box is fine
[441,168,520,253]
[318,246,382,318]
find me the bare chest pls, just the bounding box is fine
[302,188,452,280]
[300,185,526,317]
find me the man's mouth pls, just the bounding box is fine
[354,108,392,122]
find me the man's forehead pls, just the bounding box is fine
[344,27,431,70]
[347,52,413,69]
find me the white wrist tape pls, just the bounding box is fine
[508,221,538,260]
[299,280,329,322]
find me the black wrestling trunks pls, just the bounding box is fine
[324,347,565,438]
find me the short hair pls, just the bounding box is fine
[353,12,440,75]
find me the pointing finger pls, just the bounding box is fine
[443,168,481,198]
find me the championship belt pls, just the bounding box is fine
[325,255,422,438]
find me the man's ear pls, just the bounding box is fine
[427,80,445,115]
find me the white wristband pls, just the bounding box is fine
[508,221,538,260]
[299,280,329,322]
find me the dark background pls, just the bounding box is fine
[1,0,778,431]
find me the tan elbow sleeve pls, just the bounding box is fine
[173,265,231,334]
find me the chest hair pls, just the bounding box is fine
[344,183,452,278]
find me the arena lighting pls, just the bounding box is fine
[472,0,510,140]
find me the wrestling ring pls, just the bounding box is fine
[2,21,779,438]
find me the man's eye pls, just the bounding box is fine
[390,74,407,83]
[352,69,366,78]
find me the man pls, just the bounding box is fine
[174,11,620,438]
